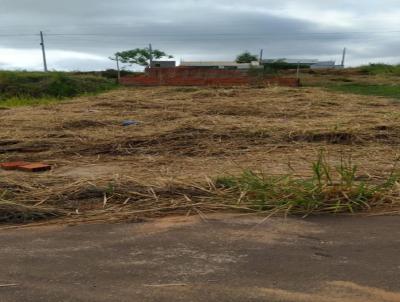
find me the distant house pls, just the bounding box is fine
[262,59,338,69]
[150,61,176,68]
[180,61,262,70]
[263,59,319,65]
[310,61,337,69]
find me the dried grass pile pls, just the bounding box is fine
[1,153,400,225]
[1,86,400,224]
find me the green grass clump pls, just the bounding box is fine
[0,71,116,105]
[328,83,400,99]
[216,153,399,216]
[0,97,60,108]
[360,63,400,76]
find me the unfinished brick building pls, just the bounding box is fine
[120,67,300,87]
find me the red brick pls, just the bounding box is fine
[121,67,300,87]
[0,161,31,170]
[18,163,52,173]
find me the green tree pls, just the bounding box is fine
[113,47,173,67]
[236,51,258,63]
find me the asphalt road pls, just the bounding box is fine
[1,214,399,302]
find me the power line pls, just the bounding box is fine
[0,34,38,37]
[42,30,400,37]
[1,29,400,38]
[41,35,399,42]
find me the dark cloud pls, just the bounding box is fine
[0,0,399,70]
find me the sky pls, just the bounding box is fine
[1,0,400,71]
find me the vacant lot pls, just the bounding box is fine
[1,84,400,224]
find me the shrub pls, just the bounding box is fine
[0,71,116,100]
[360,63,400,76]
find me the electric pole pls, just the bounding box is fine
[341,47,347,67]
[149,43,153,68]
[115,54,121,84]
[259,49,264,63]
[296,61,300,80]
[40,31,48,72]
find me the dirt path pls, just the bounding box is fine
[1,215,399,302]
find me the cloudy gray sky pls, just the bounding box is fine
[1,0,400,70]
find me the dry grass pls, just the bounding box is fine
[1,85,400,224]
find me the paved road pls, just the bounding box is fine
[1,214,400,302]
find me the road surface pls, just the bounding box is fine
[0,214,399,302]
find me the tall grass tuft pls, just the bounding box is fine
[216,152,400,216]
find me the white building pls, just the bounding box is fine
[180,61,262,70]
[262,59,338,69]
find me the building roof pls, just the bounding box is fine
[312,61,336,66]
[152,60,176,63]
[262,59,319,64]
[150,60,176,68]
[180,61,260,67]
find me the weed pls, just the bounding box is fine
[0,97,60,107]
[360,64,400,76]
[215,152,399,215]
[328,83,400,99]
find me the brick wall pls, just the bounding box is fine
[120,67,300,87]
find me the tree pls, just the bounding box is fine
[236,51,258,63]
[112,47,173,67]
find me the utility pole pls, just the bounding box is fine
[149,43,153,68]
[40,31,48,72]
[259,49,264,63]
[296,61,300,80]
[341,47,347,67]
[115,54,121,84]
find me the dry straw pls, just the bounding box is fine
[1,86,400,224]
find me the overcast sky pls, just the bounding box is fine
[1,0,400,71]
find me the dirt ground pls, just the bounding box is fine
[1,214,400,302]
[1,86,400,221]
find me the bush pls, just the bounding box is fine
[0,71,116,100]
[100,69,141,79]
[360,64,400,76]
